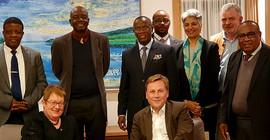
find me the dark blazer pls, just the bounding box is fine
[169,35,184,46]
[118,41,180,123]
[130,101,193,140]
[173,39,220,106]
[219,43,270,140]
[0,45,48,126]
[51,31,110,119]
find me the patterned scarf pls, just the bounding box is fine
[183,36,204,101]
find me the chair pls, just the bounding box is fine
[0,124,23,140]
[192,117,207,140]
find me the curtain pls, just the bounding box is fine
[245,0,258,23]
[179,0,244,40]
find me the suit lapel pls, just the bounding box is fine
[22,46,30,89]
[144,41,157,74]
[90,31,98,71]
[0,45,10,88]
[248,44,267,96]
[144,107,153,140]
[65,33,73,76]
[165,102,173,140]
[229,51,242,102]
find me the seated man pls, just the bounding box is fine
[131,74,193,140]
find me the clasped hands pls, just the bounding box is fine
[185,100,202,118]
[10,98,28,112]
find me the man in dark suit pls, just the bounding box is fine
[130,74,193,140]
[219,21,270,140]
[152,10,184,45]
[118,16,179,137]
[51,6,110,140]
[0,17,47,127]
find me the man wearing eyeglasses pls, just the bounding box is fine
[152,10,184,45]
[219,21,270,140]
[118,16,180,138]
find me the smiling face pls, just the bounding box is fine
[69,6,89,34]
[146,80,169,113]
[152,11,170,37]
[42,93,65,121]
[183,17,202,40]
[2,23,24,50]
[133,17,153,46]
[237,22,261,55]
[221,8,243,38]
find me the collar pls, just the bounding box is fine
[72,30,90,44]
[138,38,153,50]
[154,33,169,41]
[150,102,166,115]
[4,42,22,54]
[243,41,262,56]
[222,31,237,42]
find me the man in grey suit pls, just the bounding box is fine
[118,16,180,137]
[152,10,184,45]
[131,74,193,140]
[0,17,47,127]
[51,6,110,140]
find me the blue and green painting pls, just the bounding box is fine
[0,0,140,88]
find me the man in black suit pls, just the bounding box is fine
[219,21,270,140]
[117,16,179,137]
[152,10,184,45]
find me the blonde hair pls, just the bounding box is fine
[43,85,66,101]
[145,74,169,91]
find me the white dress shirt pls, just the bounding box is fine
[154,33,170,45]
[242,41,262,61]
[151,104,169,140]
[4,43,26,99]
[138,38,153,59]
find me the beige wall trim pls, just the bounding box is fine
[172,0,181,39]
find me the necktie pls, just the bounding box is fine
[160,38,166,43]
[141,47,147,72]
[11,51,22,101]
[244,54,252,61]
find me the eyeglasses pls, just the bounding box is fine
[237,32,260,40]
[46,101,65,107]
[154,18,170,24]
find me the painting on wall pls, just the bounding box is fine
[0,0,140,88]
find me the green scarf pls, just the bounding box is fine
[183,36,204,101]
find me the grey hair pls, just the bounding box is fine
[181,9,202,25]
[221,3,242,16]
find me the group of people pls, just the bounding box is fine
[0,2,269,140]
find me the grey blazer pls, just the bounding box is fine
[0,45,48,126]
[51,31,110,119]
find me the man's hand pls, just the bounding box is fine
[10,98,28,112]
[220,123,229,140]
[185,100,202,117]
[118,116,127,131]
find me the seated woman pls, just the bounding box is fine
[174,9,220,140]
[21,84,79,140]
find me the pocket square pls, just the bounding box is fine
[153,54,162,60]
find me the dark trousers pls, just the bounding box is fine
[201,105,218,140]
[231,117,252,140]
[5,112,24,124]
[67,94,106,140]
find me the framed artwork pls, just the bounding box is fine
[0,0,140,88]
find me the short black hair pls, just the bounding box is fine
[3,17,24,30]
[241,20,260,31]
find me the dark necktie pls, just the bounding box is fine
[141,47,147,72]
[160,38,166,43]
[244,54,252,61]
[11,51,22,101]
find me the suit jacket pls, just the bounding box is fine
[130,100,193,140]
[0,45,47,126]
[152,34,184,46]
[210,32,240,57]
[219,43,270,140]
[118,40,180,123]
[173,39,220,106]
[51,31,110,119]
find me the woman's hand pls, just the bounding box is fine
[185,100,202,118]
